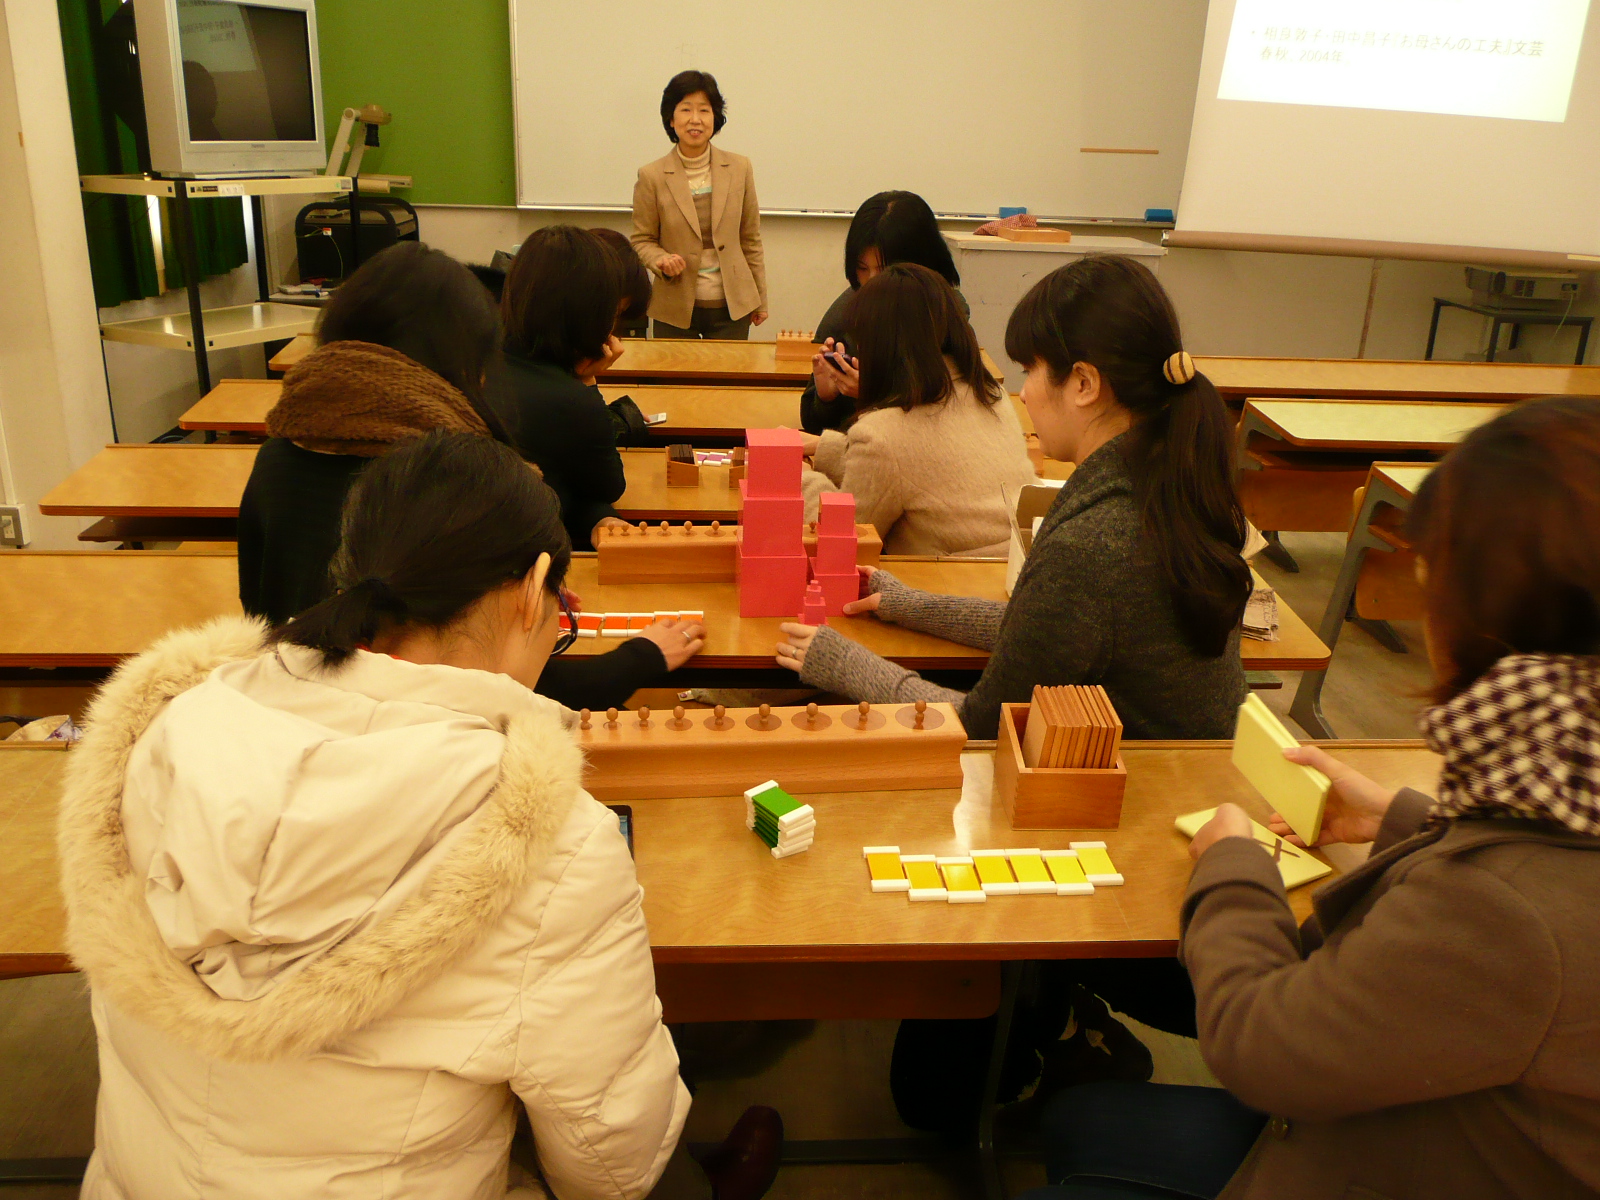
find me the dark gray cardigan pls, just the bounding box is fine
[798,437,1248,739]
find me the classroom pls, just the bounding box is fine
[2,0,1599,1197]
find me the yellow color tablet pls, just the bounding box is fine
[937,857,986,904]
[1231,693,1329,846]
[1042,850,1093,895]
[1069,841,1124,887]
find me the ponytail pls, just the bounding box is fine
[1005,256,1250,656]
[275,432,572,667]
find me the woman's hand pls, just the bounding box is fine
[841,567,881,616]
[811,339,859,402]
[590,515,631,547]
[658,254,687,279]
[636,617,706,670]
[775,622,818,672]
[576,335,625,384]
[752,310,768,326]
[1268,746,1396,847]
[1189,802,1254,860]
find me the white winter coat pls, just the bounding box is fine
[56,617,689,1200]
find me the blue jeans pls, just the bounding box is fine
[1015,1081,1265,1200]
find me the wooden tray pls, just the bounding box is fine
[993,703,1126,829]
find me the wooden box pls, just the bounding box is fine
[665,445,699,487]
[774,329,818,362]
[598,521,881,583]
[993,703,1126,829]
[579,701,967,800]
[996,226,1073,243]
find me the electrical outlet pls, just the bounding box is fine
[0,506,28,548]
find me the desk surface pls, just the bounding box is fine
[1370,462,1435,502]
[268,334,314,372]
[0,552,1327,672]
[1198,355,1600,401]
[39,445,750,523]
[1244,399,1503,451]
[179,379,805,442]
[0,742,1439,975]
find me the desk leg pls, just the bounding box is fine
[977,961,1025,1200]
[1259,530,1299,573]
[1351,612,1407,654]
[1578,321,1591,366]
[1425,299,1444,360]
[1486,318,1501,363]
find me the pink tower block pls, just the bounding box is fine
[813,532,858,575]
[736,530,808,616]
[738,479,804,554]
[818,492,856,535]
[801,581,828,626]
[812,571,859,616]
[744,428,806,498]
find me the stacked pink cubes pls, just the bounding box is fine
[736,430,862,619]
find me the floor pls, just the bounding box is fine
[0,531,1435,1198]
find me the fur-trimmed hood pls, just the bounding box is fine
[58,616,583,1062]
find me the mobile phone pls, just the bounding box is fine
[825,352,853,374]
[607,804,634,855]
[644,412,668,425]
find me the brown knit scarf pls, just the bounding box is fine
[267,340,490,457]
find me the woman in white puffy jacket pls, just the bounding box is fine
[57,432,692,1200]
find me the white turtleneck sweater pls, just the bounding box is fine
[676,146,724,305]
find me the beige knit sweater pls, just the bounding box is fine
[805,374,1037,556]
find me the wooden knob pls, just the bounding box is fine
[619,524,630,537]
[914,700,926,728]
[759,703,771,718]
[674,705,686,721]
[659,521,669,533]
[683,522,693,535]
[606,707,618,726]
[638,706,650,724]
[711,521,721,536]
[806,702,818,725]
[580,708,591,730]
[714,704,726,720]
[858,700,871,727]
[637,521,647,533]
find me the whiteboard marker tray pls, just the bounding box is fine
[100,302,317,351]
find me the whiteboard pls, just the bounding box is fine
[510,0,1207,219]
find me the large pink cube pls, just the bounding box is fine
[738,480,803,554]
[744,428,805,497]
[812,532,858,575]
[812,570,860,615]
[818,492,856,535]
[737,530,808,616]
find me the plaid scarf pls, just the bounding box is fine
[1419,652,1600,836]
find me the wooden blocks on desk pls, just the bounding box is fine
[774,329,819,362]
[665,444,699,487]
[577,700,966,800]
[994,701,1127,829]
[596,519,881,583]
[996,226,1072,243]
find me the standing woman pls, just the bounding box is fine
[631,70,768,339]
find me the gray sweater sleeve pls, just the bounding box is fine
[797,626,967,712]
[870,569,1006,652]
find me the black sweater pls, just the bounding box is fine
[799,286,974,434]
[236,437,664,709]
[488,352,626,551]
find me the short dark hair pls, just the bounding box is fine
[844,191,960,290]
[500,225,621,371]
[844,263,999,417]
[315,241,510,442]
[467,263,506,302]
[1006,255,1249,658]
[589,227,653,328]
[660,70,726,142]
[1408,396,1600,703]
[275,432,572,667]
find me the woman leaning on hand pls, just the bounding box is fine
[631,70,767,339]
[1025,396,1600,1200]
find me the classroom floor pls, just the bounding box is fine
[0,531,1435,1198]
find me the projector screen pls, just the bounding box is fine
[1172,0,1600,267]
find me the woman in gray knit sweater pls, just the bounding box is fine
[776,254,1251,742]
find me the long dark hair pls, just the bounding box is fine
[316,242,509,441]
[501,225,620,371]
[1005,255,1249,656]
[275,432,572,667]
[1408,396,1600,702]
[844,191,960,289]
[845,263,1000,417]
[589,226,653,327]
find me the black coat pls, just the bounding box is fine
[237,437,663,709]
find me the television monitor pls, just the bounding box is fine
[134,0,326,177]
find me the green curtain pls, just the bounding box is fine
[57,0,250,308]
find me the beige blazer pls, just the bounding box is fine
[631,147,767,327]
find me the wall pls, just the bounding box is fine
[0,0,115,550]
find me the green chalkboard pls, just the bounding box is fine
[317,0,517,206]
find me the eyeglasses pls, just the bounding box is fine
[553,588,578,656]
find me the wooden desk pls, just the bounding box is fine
[1198,355,1600,402]
[0,550,1328,674]
[2,741,1439,981]
[179,379,804,444]
[1289,463,1435,739]
[268,334,313,372]
[601,340,1005,389]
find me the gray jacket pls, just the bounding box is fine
[799,437,1247,739]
